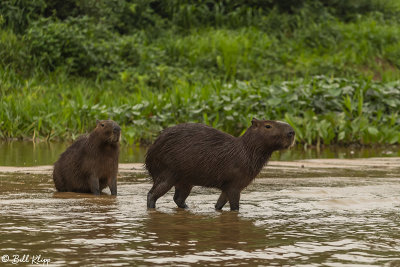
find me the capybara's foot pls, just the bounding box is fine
[215,204,223,210]
[226,190,240,211]
[147,181,174,209]
[109,180,117,196]
[147,193,156,209]
[173,196,189,209]
[215,192,228,210]
[176,203,189,209]
[147,202,156,209]
[173,184,192,209]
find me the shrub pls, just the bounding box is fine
[24,16,124,77]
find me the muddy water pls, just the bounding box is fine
[1,141,399,166]
[1,158,400,266]
[0,142,148,166]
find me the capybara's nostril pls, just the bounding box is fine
[287,131,295,137]
[113,126,121,133]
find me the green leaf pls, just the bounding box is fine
[267,98,281,106]
[367,126,378,136]
[223,105,233,111]
[338,131,345,140]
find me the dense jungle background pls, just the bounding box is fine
[1,0,400,145]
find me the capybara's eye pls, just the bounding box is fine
[265,125,272,129]
[101,124,105,127]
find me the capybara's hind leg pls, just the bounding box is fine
[226,189,241,211]
[215,192,228,210]
[173,183,193,209]
[147,181,174,209]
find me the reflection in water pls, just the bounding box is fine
[1,163,400,265]
[141,210,268,264]
[0,141,399,166]
[0,142,148,166]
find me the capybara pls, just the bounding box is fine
[53,120,121,195]
[145,118,295,211]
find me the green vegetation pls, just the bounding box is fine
[1,0,400,146]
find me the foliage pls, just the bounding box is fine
[0,0,400,145]
[1,73,399,146]
[0,0,46,33]
[0,0,399,80]
[25,16,125,77]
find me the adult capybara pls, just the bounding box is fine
[145,118,295,211]
[53,120,121,195]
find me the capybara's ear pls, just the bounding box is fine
[96,119,100,125]
[251,118,260,126]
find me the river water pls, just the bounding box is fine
[0,141,399,166]
[0,143,400,266]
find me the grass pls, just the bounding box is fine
[117,20,400,88]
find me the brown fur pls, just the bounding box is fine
[53,120,121,195]
[145,118,295,210]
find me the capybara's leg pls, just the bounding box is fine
[108,176,117,196]
[89,175,100,195]
[226,189,241,211]
[53,169,66,192]
[173,183,193,209]
[215,192,228,210]
[147,181,173,209]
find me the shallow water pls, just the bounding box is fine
[0,142,148,166]
[0,141,399,166]
[1,159,400,266]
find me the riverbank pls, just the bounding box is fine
[1,157,399,175]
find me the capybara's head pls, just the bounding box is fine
[95,120,121,143]
[249,118,295,150]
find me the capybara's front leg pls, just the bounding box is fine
[226,189,241,211]
[215,192,228,210]
[89,175,100,195]
[108,176,117,196]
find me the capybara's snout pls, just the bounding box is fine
[112,125,121,142]
[276,122,295,148]
[285,125,296,147]
[113,125,121,134]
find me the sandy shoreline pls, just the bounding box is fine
[1,157,399,175]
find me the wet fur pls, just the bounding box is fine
[145,118,295,210]
[53,120,121,195]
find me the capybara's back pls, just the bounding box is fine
[53,137,88,192]
[145,123,241,187]
[145,119,295,210]
[53,120,121,195]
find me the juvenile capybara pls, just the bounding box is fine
[145,118,295,211]
[53,120,121,195]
